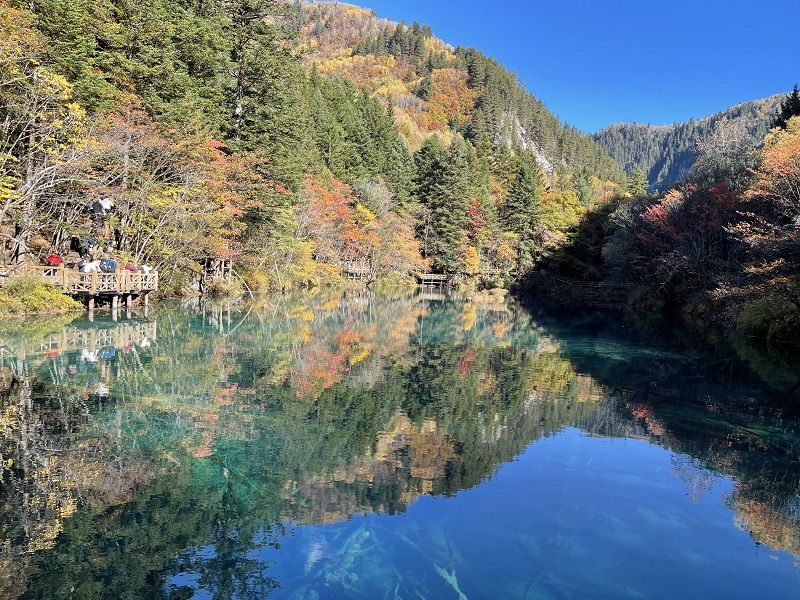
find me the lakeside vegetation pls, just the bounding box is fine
[532,107,800,343]
[0,277,81,318]
[0,0,797,344]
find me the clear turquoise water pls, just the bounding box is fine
[0,292,798,599]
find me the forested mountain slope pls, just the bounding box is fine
[298,1,624,181]
[594,95,783,191]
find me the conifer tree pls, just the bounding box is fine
[415,74,433,101]
[386,138,415,209]
[414,135,446,202]
[627,168,649,197]
[501,156,543,269]
[426,137,472,273]
[774,85,800,129]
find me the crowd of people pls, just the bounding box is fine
[39,197,154,276]
[43,253,153,276]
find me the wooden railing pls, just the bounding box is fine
[0,263,158,295]
[416,273,450,284]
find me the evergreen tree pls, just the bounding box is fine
[774,85,800,129]
[502,156,543,269]
[385,138,415,209]
[414,73,433,101]
[626,168,649,197]
[426,137,471,273]
[468,140,500,254]
[414,135,446,202]
[223,0,315,189]
[33,0,111,108]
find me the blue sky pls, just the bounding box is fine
[350,0,800,132]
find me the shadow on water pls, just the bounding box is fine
[0,290,798,598]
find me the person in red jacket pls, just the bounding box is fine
[45,253,62,266]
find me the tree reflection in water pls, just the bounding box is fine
[0,291,797,598]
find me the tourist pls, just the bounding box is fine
[99,257,118,273]
[80,260,100,273]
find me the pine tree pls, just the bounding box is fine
[627,168,649,197]
[414,74,433,101]
[774,85,800,129]
[501,156,542,269]
[223,0,315,190]
[386,138,415,209]
[427,137,471,273]
[414,135,446,202]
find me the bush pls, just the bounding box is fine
[736,296,800,342]
[204,277,244,299]
[0,276,81,318]
[370,272,417,292]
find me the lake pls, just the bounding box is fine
[1,291,798,599]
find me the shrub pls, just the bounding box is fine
[0,276,81,318]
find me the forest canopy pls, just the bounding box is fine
[0,0,626,296]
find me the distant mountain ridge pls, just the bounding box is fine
[593,95,783,191]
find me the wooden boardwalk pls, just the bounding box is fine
[0,263,158,310]
[416,273,449,286]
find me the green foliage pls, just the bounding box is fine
[420,137,471,273]
[1,0,628,293]
[501,157,543,268]
[736,295,800,341]
[458,47,624,182]
[774,85,800,130]
[353,21,432,61]
[414,73,433,100]
[626,168,648,197]
[0,277,81,318]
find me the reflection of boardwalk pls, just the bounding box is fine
[0,321,157,361]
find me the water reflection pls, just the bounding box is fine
[0,291,798,598]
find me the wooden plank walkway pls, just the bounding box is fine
[416,273,449,286]
[0,263,157,310]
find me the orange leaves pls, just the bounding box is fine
[424,68,477,131]
[298,174,424,279]
[300,174,379,267]
[750,116,800,215]
[379,211,427,275]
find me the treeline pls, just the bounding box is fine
[535,92,800,342]
[594,95,783,191]
[353,20,433,59]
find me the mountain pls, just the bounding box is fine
[593,95,783,191]
[298,1,624,182]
